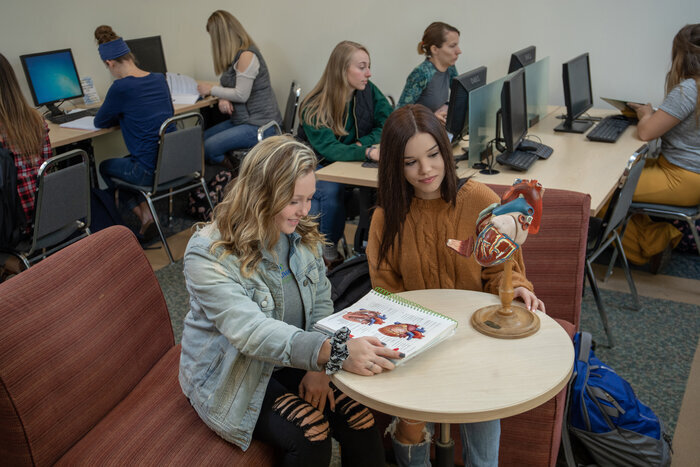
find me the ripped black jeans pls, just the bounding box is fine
[253,367,385,467]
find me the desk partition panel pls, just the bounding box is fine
[468,74,508,168]
[467,57,550,168]
[524,57,550,128]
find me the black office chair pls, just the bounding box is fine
[108,112,214,263]
[229,81,301,163]
[2,149,91,269]
[585,146,648,347]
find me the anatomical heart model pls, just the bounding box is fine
[447,179,544,338]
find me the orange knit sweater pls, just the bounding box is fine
[367,179,533,295]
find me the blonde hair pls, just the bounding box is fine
[210,135,322,277]
[300,41,369,136]
[666,23,700,125]
[93,25,135,63]
[0,53,46,163]
[206,10,255,75]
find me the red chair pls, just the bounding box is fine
[0,226,279,465]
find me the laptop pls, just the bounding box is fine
[601,97,643,119]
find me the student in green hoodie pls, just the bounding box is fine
[298,41,393,267]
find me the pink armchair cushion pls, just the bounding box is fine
[56,345,279,465]
[0,226,279,465]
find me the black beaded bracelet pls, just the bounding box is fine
[325,326,351,375]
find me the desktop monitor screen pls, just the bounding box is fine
[445,66,487,140]
[507,46,536,73]
[20,49,83,108]
[501,68,528,153]
[565,53,593,121]
[125,36,167,74]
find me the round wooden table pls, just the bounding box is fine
[332,289,574,465]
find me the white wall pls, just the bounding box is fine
[2,0,697,120]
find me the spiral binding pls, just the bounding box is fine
[372,287,456,323]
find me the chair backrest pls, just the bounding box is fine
[595,147,648,248]
[488,185,590,329]
[0,226,174,465]
[282,81,301,134]
[153,112,204,191]
[30,149,91,253]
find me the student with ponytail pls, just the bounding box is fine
[397,22,462,123]
[93,25,173,239]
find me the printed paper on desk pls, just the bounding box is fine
[167,72,199,104]
[59,117,98,131]
[171,94,200,105]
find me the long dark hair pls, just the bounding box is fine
[0,53,45,163]
[375,104,457,265]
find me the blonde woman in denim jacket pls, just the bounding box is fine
[179,135,402,466]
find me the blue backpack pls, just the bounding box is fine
[562,332,672,466]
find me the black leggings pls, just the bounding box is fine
[252,367,385,467]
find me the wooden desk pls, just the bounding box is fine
[48,96,218,148]
[332,289,574,424]
[316,107,648,215]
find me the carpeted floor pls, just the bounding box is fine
[154,251,700,439]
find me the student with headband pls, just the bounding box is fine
[93,25,174,240]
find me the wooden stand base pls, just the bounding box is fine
[471,259,540,339]
[470,303,540,339]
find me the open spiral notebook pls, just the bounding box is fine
[314,287,457,364]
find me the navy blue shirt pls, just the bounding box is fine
[94,73,173,171]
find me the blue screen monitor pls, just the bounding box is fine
[125,35,167,74]
[20,49,83,115]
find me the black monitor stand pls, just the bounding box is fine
[45,102,66,118]
[554,118,593,133]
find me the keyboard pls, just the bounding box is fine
[519,140,553,159]
[586,116,632,143]
[48,108,99,124]
[496,150,538,171]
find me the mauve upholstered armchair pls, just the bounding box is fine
[373,186,590,466]
[0,226,278,465]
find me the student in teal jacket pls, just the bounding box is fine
[397,22,462,124]
[298,41,393,266]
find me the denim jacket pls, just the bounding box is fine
[178,224,333,450]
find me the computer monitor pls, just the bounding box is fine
[125,35,167,74]
[554,53,594,133]
[497,68,528,154]
[508,46,536,73]
[445,66,487,141]
[20,49,84,117]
